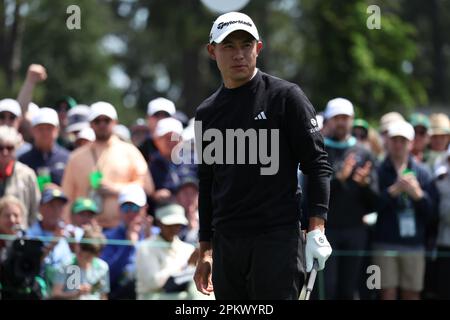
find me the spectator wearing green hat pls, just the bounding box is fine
[352,118,384,161]
[410,113,431,164]
[64,197,99,251]
[71,197,100,229]
[353,118,369,137]
[51,226,110,300]
[27,186,74,287]
[352,118,370,144]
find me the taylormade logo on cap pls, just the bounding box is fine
[209,12,260,44]
[217,20,252,30]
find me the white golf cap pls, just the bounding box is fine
[0,98,22,117]
[155,203,188,226]
[118,184,147,207]
[76,127,96,142]
[387,121,415,141]
[380,112,405,133]
[31,107,59,127]
[209,12,260,44]
[323,98,354,120]
[154,117,183,138]
[88,101,118,122]
[147,97,176,117]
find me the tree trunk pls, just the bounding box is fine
[1,0,24,89]
[430,0,446,102]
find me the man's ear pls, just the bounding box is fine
[256,41,263,56]
[207,44,216,60]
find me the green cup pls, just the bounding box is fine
[402,168,415,176]
[89,170,103,190]
[37,174,52,192]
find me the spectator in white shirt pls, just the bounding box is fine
[135,203,197,300]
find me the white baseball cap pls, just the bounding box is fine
[31,107,59,127]
[323,98,355,120]
[147,97,176,117]
[209,12,260,44]
[118,184,147,207]
[76,127,96,142]
[380,112,405,133]
[88,101,118,122]
[387,121,415,141]
[0,98,22,117]
[155,203,188,226]
[154,117,183,138]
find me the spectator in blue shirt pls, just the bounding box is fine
[149,117,197,212]
[27,187,74,286]
[100,184,152,299]
[138,97,176,163]
[373,121,436,300]
[18,108,70,188]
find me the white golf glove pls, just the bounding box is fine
[305,229,332,272]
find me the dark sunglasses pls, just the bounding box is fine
[0,113,17,121]
[92,117,112,125]
[0,145,15,152]
[120,203,141,213]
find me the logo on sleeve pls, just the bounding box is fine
[309,117,320,133]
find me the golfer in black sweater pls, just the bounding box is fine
[194,12,333,300]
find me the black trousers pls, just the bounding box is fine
[212,225,305,300]
[436,246,450,299]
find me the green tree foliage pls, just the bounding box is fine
[297,0,427,119]
[400,0,450,106]
[2,0,446,125]
[20,0,122,109]
[108,0,217,118]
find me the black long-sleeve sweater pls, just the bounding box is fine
[194,70,332,241]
